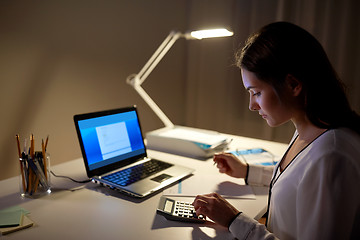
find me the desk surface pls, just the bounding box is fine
[0,134,287,239]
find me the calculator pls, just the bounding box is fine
[157,196,206,223]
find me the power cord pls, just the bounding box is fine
[50,170,91,184]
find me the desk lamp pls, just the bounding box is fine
[126,28,233,158]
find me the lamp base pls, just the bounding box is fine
[145,125,230,159]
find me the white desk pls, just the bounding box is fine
[0,134,287,239]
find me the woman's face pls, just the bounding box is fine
[241,69,294,127]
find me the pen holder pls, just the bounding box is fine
[19,152,51,198]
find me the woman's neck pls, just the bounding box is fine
[292,115,327,143]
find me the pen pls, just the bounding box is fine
[27,166,33,194]
[27,157,49,193]
[22,153,29,192]
[28,135,35,194]
[33,155,49,190]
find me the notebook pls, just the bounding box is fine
[74,106,194,198]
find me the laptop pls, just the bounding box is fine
[74,106,194,198]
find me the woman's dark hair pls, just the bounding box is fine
[236,21,360,134]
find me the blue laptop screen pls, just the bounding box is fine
[77,110,145,171]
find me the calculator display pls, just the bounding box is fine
[164,199,174,213]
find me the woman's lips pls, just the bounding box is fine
[260,114,267,119]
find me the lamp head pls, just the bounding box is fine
[184,28,234,40]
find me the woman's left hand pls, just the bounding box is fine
[192,192,240,227]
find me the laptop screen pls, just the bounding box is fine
[74,106,147,177]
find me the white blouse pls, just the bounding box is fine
[229,128,360,239]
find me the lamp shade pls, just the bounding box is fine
[189,28,233,39]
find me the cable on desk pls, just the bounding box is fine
[50,170,91,183]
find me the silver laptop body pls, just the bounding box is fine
[74,106,194,198]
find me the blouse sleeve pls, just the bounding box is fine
[227,165,278,239]
[229,213,278,240]
[246,164,274,186]
[296,151,360,239]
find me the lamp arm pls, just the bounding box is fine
[132,79,174,128]
[127,31,184,128]
[137,31,183,85]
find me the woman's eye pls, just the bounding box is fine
[252,92,261,96]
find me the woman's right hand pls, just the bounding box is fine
[213,152,248,179]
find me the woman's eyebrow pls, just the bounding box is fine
[246,86,255,91]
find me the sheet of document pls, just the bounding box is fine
[228,148,279,166]
[163,174,256,199]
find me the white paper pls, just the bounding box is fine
[163,174,256,199]
[228,148,279,166]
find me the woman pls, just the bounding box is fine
[192,22,360,239]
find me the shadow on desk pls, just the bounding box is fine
[0,185,90,209]
[0,193,27,209]
[151,214,234,240]
[0,186,81,209]
[85,185,146,203]
[191,227,234,240]
[84,184,164,203]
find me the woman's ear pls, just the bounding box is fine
[285,74,302,96]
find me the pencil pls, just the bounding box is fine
[44,135,49,150]
[42,139,48,180]
[30,134,35,159]
[16,135,26,193]
[15,134,22,158]
[33,176,40,193]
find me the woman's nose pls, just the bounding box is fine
[249,98,259,111]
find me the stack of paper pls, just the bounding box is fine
[0,207,34,236]
[146,126,230,158]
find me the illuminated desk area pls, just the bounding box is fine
[0,134,287,239]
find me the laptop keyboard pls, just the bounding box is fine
[102,159,173,186]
